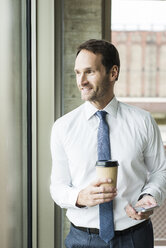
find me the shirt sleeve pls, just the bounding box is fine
[50,121,80,209]
[141,114,166,205]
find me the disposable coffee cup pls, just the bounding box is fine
[96,160,119,187]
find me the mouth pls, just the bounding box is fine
[81,87,93,94]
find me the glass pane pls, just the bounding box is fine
[111,0,166,145]
[111,0,166,243]
[111,0,166,98]
[0,1,27,247]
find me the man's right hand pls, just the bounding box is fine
[76,178,117,208]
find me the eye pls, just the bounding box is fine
[86,69,93,74]
[74,70,80,76]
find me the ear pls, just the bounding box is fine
[109,65,119,81]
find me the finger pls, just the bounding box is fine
[125,204,136,214]
[138,210,153,218]
[92,194,117,205]
[95,185,117,194]
[94,192,117,200]
[92,178,112,187]
[126,205,153,220]
[125,204,139,219]
[137,196,157,206]
[94,198,114,205]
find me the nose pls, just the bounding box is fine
[78,72,88,86]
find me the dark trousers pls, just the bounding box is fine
[65,219,154,248]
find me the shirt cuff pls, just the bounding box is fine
[138,193,152,200]
[139,191,160,205]
[67,186,89,209]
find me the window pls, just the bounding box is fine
[111,0,166,245]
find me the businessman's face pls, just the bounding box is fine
[74,49,114,108]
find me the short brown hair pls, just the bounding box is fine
[76,39,120,76]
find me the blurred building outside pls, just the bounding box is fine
[112,0,166,147]
[112,29,166,145]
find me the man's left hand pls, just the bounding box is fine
[125,195,157,220]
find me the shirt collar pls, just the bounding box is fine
[84,97,119,120]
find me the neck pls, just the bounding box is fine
[90,95,114,110]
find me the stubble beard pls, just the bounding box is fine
[81,79,111,103]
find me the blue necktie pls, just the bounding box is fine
[96,110,114,243]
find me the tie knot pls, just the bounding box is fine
[96,110,107,120]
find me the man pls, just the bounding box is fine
[50,39,166,248]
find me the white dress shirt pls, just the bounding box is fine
[50,97,166,230]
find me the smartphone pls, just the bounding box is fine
[134,204,159,213]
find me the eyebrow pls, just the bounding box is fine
[74,67,94,72]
